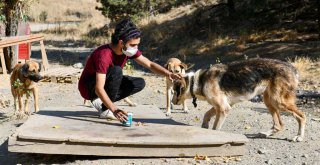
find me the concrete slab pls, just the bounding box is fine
[8,105,249,157]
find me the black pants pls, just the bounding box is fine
[88,66,145,111]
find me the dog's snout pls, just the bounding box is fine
[35,75,42,82]
[171,95,180,105]
[172,100,181,105]
[172,100,178,105]
[29,74,42,82]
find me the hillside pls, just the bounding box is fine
[29,0,319,91]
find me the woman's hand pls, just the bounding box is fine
[168,72,182,81]
[113,109,128,122]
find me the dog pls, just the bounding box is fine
[172,58,306,142]
[164,58,189,116]
[10,61,42,117]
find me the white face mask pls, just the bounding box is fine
[122,46,138,57]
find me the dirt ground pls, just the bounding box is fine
[0,64,320,165]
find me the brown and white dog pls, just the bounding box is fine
[164,58,189,116]
[172,58,306,142]
[10,61,42,116]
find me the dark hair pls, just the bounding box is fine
[111,18,141,45]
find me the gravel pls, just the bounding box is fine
[0,69,320,164]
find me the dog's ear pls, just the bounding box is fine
[38,62,42,72]
[164,64,168,69]
[180,63,188,70]
[21,63,29,77]
[164,62,172,70]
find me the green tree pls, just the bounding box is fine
[0,2,5,22]
[96,0,146,22]
[96,0,193,22]
[0,0,33,72]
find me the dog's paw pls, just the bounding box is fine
[258,131,273,138]
[183,109,189,113]
[292,135,303,142]
[165,112,171,116]
[16,112,26,119]
[24,111,31,116]
[201,123,209,129]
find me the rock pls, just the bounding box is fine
[311,118,320,121]
[250,95,263,102]
[265,159,272,164]
[235,157,242,161]
[258,149,268,154]
[302,154,308,158]
[73,63,83,69]
[156,90,164,94]
[245,125,252,130]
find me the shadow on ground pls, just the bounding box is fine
[36,108,187,126]
[31,48,91,66]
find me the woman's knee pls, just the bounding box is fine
[136,78,146,91]
[108,66,123,75]
[107,66,123,82]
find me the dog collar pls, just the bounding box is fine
[190,75,197,108]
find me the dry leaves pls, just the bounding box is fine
[0,94,10,108]
[194,116,201,122]
[312,118,320,122]
[194,154,211,161]
[135,122,147,126]
[52,125,61,129]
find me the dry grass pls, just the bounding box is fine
[139,4,196,27]
[29,0,103,22]
[196,36,234,54]
[289,57,320,90]
[289,56,313,77]
[235,29,299,46]
[28,1,320,91]
[29,0,109,46]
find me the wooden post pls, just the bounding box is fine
[0,35,50,75]
[40,40,49,71]
[0,48,8,77]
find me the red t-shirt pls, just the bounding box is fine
[78,44,142,100]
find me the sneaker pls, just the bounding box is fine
[99,109,117,120]
[91,98,117,120]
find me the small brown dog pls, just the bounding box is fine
[172,58,306,142]
[10,61,42,116]
[164,58,189,116]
